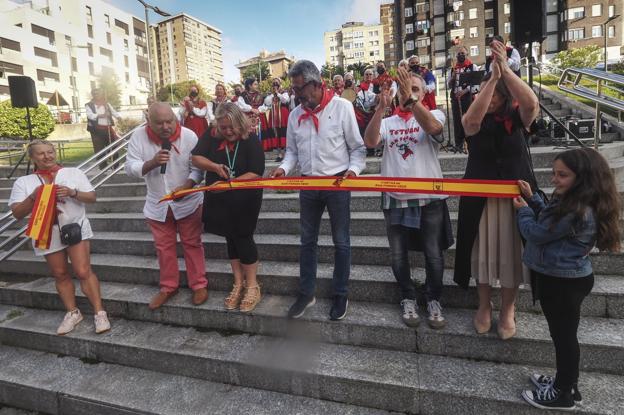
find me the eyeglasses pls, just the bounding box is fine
[292,80,314,95]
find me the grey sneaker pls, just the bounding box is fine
[427,300,446,329]
[57,309,83,335]
[94,311,111,334]
[400,299,420,327]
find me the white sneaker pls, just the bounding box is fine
[57,309,83,335]
[427,300,446,329]
[94,311,111,334]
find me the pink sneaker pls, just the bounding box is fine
[57,309,83,335]
[94,311,111,334]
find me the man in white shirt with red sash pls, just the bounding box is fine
[273,60,366,321]
[125,103,208,310]
[364,68,454,329]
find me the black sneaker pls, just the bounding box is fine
[287,295,316,319]
[530,374,582,402]
[522,384,575,411]
[329,295,348,321]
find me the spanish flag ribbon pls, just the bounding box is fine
[25,184,57,249]
[160,177,520,202]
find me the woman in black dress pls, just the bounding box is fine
[453,40,539,340]
[191,102,265,313]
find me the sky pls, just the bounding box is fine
[107,0,387,82]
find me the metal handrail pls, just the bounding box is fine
[558,68,624,148]
[0,123,146,262]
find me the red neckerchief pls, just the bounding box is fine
[373,73,394,87]
[493,104,518,135]
[455,58,473,70]
[393,107,413,122]
[217,139,238,151]
[243,91,262,108]
[297,87,333,132]
[231,96,239,102]
[34,164,62,182]
[359,81,371,92]
[333,87,344,96]
[146,124,181,153]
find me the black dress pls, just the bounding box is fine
[191,134,265,237]
[453,109,536,288]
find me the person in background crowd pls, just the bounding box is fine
[484,35,521,77]
[125,103,208,310]
[260,78,290,160]
[288,86,299,111]
[398,59,409,71]
[332,74,345,96]
[454,39,539,341]
[407,55,437,109]
[236,78,263,136]
[372,61,397,98]
[515,148,621,411]
[192,103,266,313]
[179,85,209,140]
[341,72,357,104]
[207,83,229,126]
[272,60,366,321]
[143,96,156,123]
[85,88,121,169]
[355,68,378,146]
[9,140,111,335]
[232,84,244,103]
[447,46,479,151]
[364,69,453,329]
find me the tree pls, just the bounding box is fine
[347,62,369,81]
[241,61,270,82]
[551,45,602,69]
[157,80,208,104]
[0,100,55,140]
[97,70,122,109]
[321,64,345,80]
[612,57,624,75]
[257,78,291,95]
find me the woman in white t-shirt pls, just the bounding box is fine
[9,140,110,335]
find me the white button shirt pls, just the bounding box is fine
[279,95,366,176]
[125,125,204,222]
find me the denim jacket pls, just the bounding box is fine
[517,194,596,278]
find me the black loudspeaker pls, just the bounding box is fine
[8,76,38,108]
[510,0,546,45]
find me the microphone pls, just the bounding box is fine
[160,139,171,174]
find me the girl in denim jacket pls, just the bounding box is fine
[513,148,621,411]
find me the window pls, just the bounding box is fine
[416,2,429,13]
[129,96,136,105]
[406,23,414,34]
[31,24,55,45]
[608,26,615,38]
[34,47,58,67]
[71,57,77,71]
[504,22,511,33]
[114,19,129,36]
[87,24,93,38]
[36,69,59,82]
[0,37,21,52]
[567,7,585,19]
[470,45,479,56]
[85,6,92,20]
[417,37,430,47]
[609,5,615,17]
[419,55,430,64]
[469,8,478,19]
[123,39,129,51]
[592,4,602,17]
[592,25,602,37]
[485,27,495,37]
[106,32,111,45]
[105,14,110,28]
[87,43,93,57]
[125,72,129,82]
[124,55,129,67]
[504,3,510,14]
[406,40,414,50]
[416,20,430,32]
[485,9,494,20]
[88,62,94,75]
[568,28,585,40]
[100,47,113,62]
[470,27,478,38]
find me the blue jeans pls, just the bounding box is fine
[384,200,446,302]
[299,190,351,297]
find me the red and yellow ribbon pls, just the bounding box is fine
[160,177,520,202]
[25,184,57,249]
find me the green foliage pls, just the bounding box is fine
[347,62,369,81]
[612,58,624,75]
[551,45,602,69]
[0,100,55,140]
[157,80,208,104]
[258,78,291,95]
[116,117,143,136]
[97,71,122,109]
[241,61,270,83]
[321,64,345,80]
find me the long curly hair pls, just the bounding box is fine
[552,148,621,252]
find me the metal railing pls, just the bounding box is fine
[0,123,145,263]
[557,68,624,148]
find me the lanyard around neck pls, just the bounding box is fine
[225,141,240,176]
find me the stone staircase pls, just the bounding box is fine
[0,143,624,414]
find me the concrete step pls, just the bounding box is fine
[1,280,623,375]
[2,253,623,318]
[0,305,622,414]
[0,344,386,415]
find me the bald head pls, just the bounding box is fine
[148,102,177,139]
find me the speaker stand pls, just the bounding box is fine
[7,106,35,179]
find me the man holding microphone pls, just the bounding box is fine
[125,102,208,310]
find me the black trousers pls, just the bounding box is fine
[450,92,472,148]
[537,272,594,391]
[226,235,258,265]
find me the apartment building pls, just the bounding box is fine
[381,2,401,67]
[324,22,385,68]
[0,0,151,111]
[235,49,296,81]
[150,13,223,94]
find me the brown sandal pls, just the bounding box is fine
[239,285,261,313]
[224,284,244,310]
